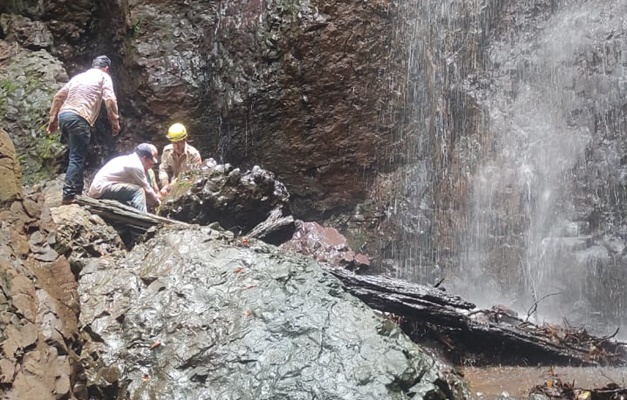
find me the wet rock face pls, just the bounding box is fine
[376,0,627,328]
[121,0,215,129]
[3,0,405,219]
[78,227,466,400]
[112,0,404,218]
[159,162,294,241]
[199,0,403,218]
[0,131,82,399]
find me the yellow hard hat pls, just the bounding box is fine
[167,123,188,142]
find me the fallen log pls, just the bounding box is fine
[76,196,189,233]
[78,195,293,247]
[327,268,627,367]
[245,207,295,245]
[328,267,475,310]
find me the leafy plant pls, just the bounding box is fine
[0,79,19,95]
[132,19,142,37]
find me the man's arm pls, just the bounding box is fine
[190,148,202,167]
[158,149,172,188]
[144,185,160,205]
[129,165,160,205]
[102,76,120,135]
[47,85,69,134]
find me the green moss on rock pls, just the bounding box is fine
[0,42,67,185]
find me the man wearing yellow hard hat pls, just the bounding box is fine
[158,123,202,196]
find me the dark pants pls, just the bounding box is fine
[59,112,91,200]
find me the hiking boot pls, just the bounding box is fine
[61,197,76,205]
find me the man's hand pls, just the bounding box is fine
[47,120,58,135]
[160,183,172,197]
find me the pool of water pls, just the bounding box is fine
[461,367,627,399]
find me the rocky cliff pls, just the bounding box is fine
[0,129,467,399]
[0,129,83,399]
[2,0,627,331]
[0,0,405,219]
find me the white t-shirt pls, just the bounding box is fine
[88,152,158,203]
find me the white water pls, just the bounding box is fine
[399,0,627,334]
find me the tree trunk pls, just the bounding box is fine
[328,268,627,367]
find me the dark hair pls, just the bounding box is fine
[92,55,112,68]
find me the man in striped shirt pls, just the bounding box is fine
[47,55,121,205]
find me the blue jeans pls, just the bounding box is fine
[99,183,147,213]
[59,112,90,200]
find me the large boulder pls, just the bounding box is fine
[49,203,127,275]
[78,227,467,399]
[159,162,295,244]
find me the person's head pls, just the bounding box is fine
[92,55,112,73]
[135,143,159,171]
[167,123,188,155]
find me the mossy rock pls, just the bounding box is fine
[0,41,67,185]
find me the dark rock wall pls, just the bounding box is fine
[117,0,215,144]
[3,0,627,331]
[197,0,403,217]
[2,0,404,218]
[340,0,506,280]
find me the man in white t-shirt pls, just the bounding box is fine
[88,143,160,213]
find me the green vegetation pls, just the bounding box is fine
[169,179,194,198]
[34,133,64,161]
[0,79,19,118]
[15,151,27,167]
[0,79,19,94]
[0,51,68,186]
[132,19,142,37]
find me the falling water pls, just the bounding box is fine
[397,0,627,334]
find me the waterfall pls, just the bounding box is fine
[398,0,627,334]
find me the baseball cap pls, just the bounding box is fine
[135,143,158,163]
[92,55,112,68]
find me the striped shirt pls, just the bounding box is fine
[49,68,119,128]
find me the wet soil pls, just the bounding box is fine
[461,366,627,399]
